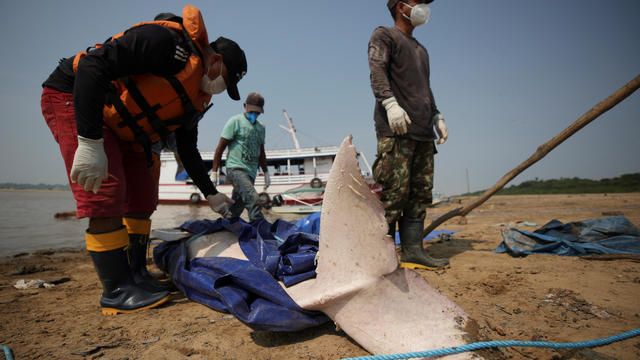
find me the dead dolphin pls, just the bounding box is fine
[187,136,482,359]
[285,136,481,359]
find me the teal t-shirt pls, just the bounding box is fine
[221,113,265,179]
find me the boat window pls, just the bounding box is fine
[267,158,306,175]
[288,159,305,175]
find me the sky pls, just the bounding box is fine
[1,0,639,196]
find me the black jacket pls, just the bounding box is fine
[43,24,216,196]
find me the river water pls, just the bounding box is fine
[0,190,306,258]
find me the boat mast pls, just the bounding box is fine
[280,109,302,153]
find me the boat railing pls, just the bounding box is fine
[253,174,327,185]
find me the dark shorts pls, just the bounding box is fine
[41,87,157,219]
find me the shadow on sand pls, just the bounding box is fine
[250,321,360,348]
[423,235,489,259]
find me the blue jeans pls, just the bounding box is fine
[224,168,263,221]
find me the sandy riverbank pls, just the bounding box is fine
[1,193,639,359]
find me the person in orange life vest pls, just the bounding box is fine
[41,6,247,315]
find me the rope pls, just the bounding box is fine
[1,345,14,360]
[341,328,640,360]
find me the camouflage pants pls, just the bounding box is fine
[372,137,436,224]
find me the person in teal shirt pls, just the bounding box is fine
[211,92,270,221]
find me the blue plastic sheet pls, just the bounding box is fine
[294,211,321,234]
[153,213,461,331]
[495,215,640,257]
[153,216,329,332]
[175,169,189,181]
[293,212,459,245]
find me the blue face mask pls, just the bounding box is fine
[245,112,259,124]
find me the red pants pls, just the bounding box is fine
[41,87,157,219]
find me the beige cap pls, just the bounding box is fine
[245,92,265,113]
[387,0,433,10]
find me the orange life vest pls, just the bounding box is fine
[72,6,212,162]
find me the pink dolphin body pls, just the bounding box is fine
[188,136,482,359]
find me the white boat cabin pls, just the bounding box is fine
[158,109,373,204]
[158,145,373,204]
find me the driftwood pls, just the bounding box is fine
[423,74,640,238]
[54,211,77,218]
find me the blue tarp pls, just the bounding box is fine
[153,213,460,331]
[495,215,640,257]
[294,211,321,234]
[153,216,329,332]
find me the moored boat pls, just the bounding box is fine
[158,110,376,207]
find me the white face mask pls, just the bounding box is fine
[402,2,430,27]
[200,61,226,95]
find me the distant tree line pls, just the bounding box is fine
[463,173,640,196]
[0,183,70,191]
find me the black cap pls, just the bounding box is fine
[153,12,183,23]
[387,0,434,10]
[211,37,247,101]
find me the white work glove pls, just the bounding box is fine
[433,113,448,144]
[206,193,234,215]
[263,171,271,191]
[210,169,219,185]
[382,97,411,135]
[70,136,108,194]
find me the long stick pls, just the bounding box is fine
[423,73,640,238]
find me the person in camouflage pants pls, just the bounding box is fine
[373,137,435,225]
[368,0,449,269]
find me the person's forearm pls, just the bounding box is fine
[369,63,394,103]
[429,88,439,115]
[212,138,230,172]
[259,148,267,172]
[179,148,216,196]
[176,127,215,196]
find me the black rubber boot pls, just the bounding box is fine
[89,247,170,315]
[399,216,449,270]
[127,233,172,292]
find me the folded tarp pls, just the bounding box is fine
[153,217,329,332]
[495,215,640,257]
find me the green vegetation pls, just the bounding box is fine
[462,173,640,196]
[0,183,70,191]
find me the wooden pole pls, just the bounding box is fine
[423,73,640,238]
